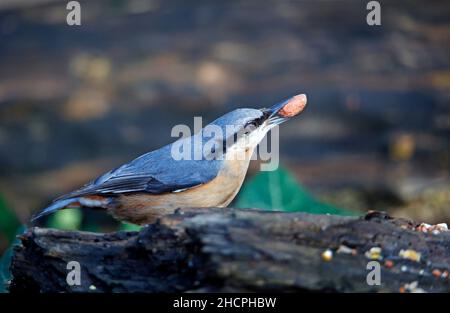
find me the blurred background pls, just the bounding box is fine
[0,0,449,261]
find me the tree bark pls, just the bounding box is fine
[9,208,450,292]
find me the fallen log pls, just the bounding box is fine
[9,208,450,292]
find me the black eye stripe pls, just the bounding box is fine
[245,113,268,128]
[244,121,254,128]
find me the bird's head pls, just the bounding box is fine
[204,93,307,158]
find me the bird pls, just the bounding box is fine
[32,93,307,225]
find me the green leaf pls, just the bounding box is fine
[0,226,27,293]
[119,222,142,231]
[46,208,83,230]
[0,196,21,243]
[235,166,357,216]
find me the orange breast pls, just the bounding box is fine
[111,152,253,224]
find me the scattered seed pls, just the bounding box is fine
[365,247,382,260]
[337,245,356,255]
[416,223,431,233]
[416,222,448,234]
[432,229,440,235]
[402,281,426,293]
[399,249,421,262]
[321,249,333,262]
[432,269,442,278]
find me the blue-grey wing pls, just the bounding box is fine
[55,143,222,201]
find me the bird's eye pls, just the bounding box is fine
[244,121,257,134]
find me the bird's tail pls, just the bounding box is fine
[32,195,112,222]
[31,197,82,221]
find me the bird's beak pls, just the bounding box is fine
[263,94,307,125]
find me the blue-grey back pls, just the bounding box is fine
[56,108,262,199]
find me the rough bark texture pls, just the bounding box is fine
[9,208,450,293]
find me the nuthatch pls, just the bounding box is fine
[33,94,307,224]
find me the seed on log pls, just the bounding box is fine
[432,269,442,278]
[399,249,421,262]
[337,244,357,255]
[365,247,382,260]
[402,281,426,293]
[321,249,333,262]
[416,222,448,234]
